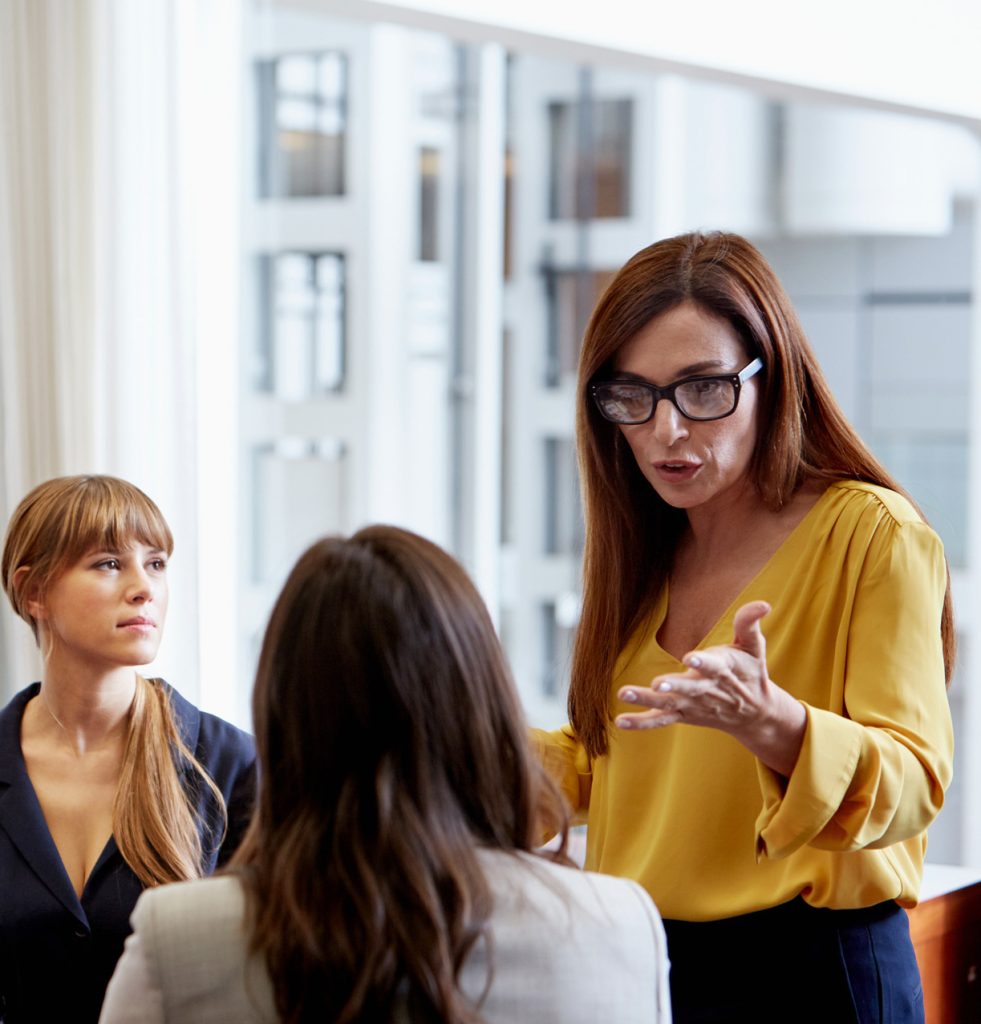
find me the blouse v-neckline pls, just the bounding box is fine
[651,482,840,662]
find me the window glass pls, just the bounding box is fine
[251,437,347,584]
[255,251,346,399]
[544,436,583,557]
[544,266,616,386]
[540,596,579,699]
[419,146,441,261]
[257,52,347,198]
[548,97,632,219]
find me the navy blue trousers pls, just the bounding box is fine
[663,898,924,1024]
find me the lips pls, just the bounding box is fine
[118,617,156,628]
[653,460,700,481]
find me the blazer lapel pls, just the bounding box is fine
[164,680,201,752]
[0,685,89,927]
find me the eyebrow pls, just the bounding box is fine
[83,545,167,558]
[609,359,733,383]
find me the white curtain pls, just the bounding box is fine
[0,0,242,708]
[0,0,99,690]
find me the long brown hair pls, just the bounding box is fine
[1,474,227,885]
[572,230,955,759]
[233,525,569,1024]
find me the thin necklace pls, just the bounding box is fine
[38,690,131,758]
[39,691,86,758]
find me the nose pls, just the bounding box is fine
[650,397,689,446]
[125,565,154,604]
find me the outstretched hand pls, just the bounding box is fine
[615,601,806,776]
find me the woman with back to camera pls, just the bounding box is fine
[534,231,954,1023]
[100,525,671,1024]
[0,475,256,1024]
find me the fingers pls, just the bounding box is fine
[614,601,772,735]
[616,681,688,731]
[731,600,770,658]
[619,682,684,708]
[616,708,684,730]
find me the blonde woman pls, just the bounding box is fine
[0,475,255,1024]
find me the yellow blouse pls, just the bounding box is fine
[534,481,954,921]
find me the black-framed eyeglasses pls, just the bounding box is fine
[590,357,764,424]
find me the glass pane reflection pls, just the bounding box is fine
[544,436,584,557]
[548,97,632,220]
[258,52,347,198]
[251,437,347,584]
[256,251,346,400]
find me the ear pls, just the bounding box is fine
[12,566,46,620]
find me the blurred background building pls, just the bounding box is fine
[2,0,980,867]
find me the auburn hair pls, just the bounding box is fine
[572,230,955,759]
[233,525,569,1024]
[1,474,226,886]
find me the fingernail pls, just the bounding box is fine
[616,717,634,729]
[658,682,672,692]
[685,655,701,668]
[622,690,637,703]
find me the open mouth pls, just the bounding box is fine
[655,461,699,479]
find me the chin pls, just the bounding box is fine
[650,484,710,510]
[126,646,161,666]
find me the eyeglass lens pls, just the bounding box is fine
[594,377,737,423]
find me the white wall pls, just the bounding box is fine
[292,0,981,125]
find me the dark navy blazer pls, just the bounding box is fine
[0,682,256,1024]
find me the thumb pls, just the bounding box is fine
[732,600,770,658]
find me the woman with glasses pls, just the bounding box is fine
[100,526,671,1024]
[536,231,953,1023]
[0,475,255,1024]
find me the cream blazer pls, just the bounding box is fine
[99,849,671,1023]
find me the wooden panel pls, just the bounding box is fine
[909,880,981,1024]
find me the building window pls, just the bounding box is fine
[548,97,632,220]
[544,436,583,557]
[418,146,441,262]
[543,266,616,386]
[873,436,968,568]
[541,597,578,699]
[256,251,346,400]
[257,52,347,198]
[250,437,347,584]
[866,298,970,568]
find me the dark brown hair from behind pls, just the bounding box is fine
[233,525,569,1024]
[571,231,955,759]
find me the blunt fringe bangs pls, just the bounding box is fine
[2,475,173,636]
[0,473,224,891]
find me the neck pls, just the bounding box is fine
[679,477,825,573]
[683,480,768,558]
[34,661,139,756]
